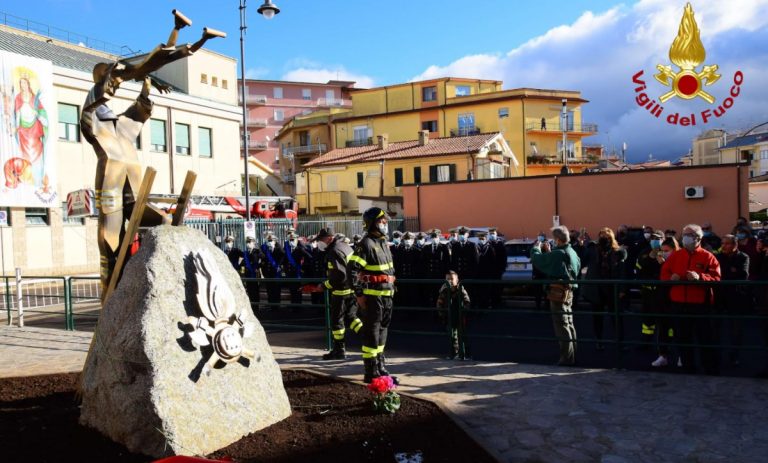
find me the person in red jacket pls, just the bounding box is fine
[660,224,721,374]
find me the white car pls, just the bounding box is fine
[502,239,535,280]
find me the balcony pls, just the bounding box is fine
[526,122,598,134]
[239,94,268,105]
[316,97,351,107]
[450,127,482,137]
[245,118,268,128]
[283,143,327,157]
[526,151,600,165]
[346,138,374,148]
[247,141,269,150]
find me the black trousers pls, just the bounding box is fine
[670,302,719,374]
[361,296,393,354]
[245,280,260,314]
[330,294,360,339]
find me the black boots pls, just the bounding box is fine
[377,353,399,385]
[363,357,379,384]
[322,341,346,360]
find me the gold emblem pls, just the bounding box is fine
[654,2,720,103]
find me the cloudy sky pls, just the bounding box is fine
[9,0,768,161]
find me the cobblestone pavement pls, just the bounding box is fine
[2,326,768,462]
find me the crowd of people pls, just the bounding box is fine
[219,214,768,381]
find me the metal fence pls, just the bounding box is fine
[184,217,419,249]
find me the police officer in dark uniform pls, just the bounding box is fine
[305,235,327,307]
[240,237,264,314]
[282,231,312,307]
[476,231,497,310]
[394,231,421,311]
[488,227,507,307]
[223,235,243,270]
[421,228,451,307]
[313,228,364,360]
[450,226,479,300]
[349,207,398,384]
[260,234,285,307]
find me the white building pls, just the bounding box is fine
[0,24,245,275]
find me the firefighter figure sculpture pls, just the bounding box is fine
[349,207,399,384]
[315,228,363,360]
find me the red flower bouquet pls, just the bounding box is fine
[367,376,400,414]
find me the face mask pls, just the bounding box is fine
[393,238,401,245]
[267,241,275,250]
[311,242,318,249]
[480,238,487,245]
[377,223,389,235]
[316,241,327,251]
[225,243,233,250]
[246,242,256,250]
[450,235,458,242]
[459,235,467,242]
[644,233,651,241]
[737,233,747,240]
[289,239,297,247]
[650,239,661,249]
[490,233,498,240]
[417,239,425,246]
[661,251,672,259]
[682,235,697,249]
[538,235,546,242]
[404,239,414,247]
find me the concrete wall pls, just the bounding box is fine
[403,164,748,240]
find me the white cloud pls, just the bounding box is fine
[245,67,269,79]
[410,0,768,161]
[281,67,375,88]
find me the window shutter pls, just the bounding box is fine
[429,165,437,183]
[449,164,457,182]
[394,168,403,187]
[413,166,421,184]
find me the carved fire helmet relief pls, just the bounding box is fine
[186,249,255,375]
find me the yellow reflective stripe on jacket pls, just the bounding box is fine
[349,254,367,267]
[641,324,656,335]
[350,318,363,333]
[364,261,394,271]
[363,288,394,297]
[362,345,378,358]
[324,280,333,289]
[332,288,353,296]
[327,262,334,269]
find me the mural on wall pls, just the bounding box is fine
[0,51,57,207]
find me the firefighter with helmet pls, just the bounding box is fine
[349,207,398,384]
[315,228,363,360]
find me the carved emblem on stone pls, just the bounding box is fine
[186,249,255,375]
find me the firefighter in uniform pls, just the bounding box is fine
[315,228,363,360]
[349,207,398,384]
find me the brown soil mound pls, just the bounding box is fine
[0,370,496,463]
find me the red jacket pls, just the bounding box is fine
[660,246,721,304]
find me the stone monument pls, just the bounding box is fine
[79,225,291,457]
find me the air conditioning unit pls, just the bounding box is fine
[684,186,705,199]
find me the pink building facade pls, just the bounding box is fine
[239,79,355,172]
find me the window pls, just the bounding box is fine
[422,86,437,102]
[198,127,212,158]
[413,166,421,184]
[62,202,84,225]
[429,164,456,183]
[222,80,228,89]
[150,119,167,152]
[25,208,49,225]
[498,107,509,118]
[455,85,471,96]
[357,172,364,188]
[562,110,575,131]
[58,103,80,142]
[761,150,768,160]
[557,140,576,159]
[394,168,403,187]
[273,87,283,99]
[353,125,370,141]
[326,175,338,191]
[274,109,284,122]
[175,123,190,155]
[326,89,335,101]
[421,120,438,133]
[302,88,312,100]
[477,159,504,179]
[457,113,475,135]
[201,73,208,84]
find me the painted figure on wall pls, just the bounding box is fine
[14,75,48,165]
[81,9,225,289]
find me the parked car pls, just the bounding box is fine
[502,239,535,280]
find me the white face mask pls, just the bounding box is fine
[393,238,401,245]
[311,242,317,249]
[489,233,498,240]
[644,233,651,241]
[480,239,487,245]
[267,241,275,250]
[417,239,425,246]
[246,242,256,250]
[289,239,297,247]
[404,239,414,247]
[225,242,233,250]
[377,222,389,235]
[316,240,328,251]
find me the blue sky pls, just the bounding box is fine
[3,0,768,161]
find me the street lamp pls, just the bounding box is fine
[240,0,280,221]
[560,98,570,175]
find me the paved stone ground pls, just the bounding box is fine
[2,325,768,462]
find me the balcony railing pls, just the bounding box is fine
[247,141,269,150]
[284,143,327,157]
[346,137,374,148]
[450,127,482,137]
[240,94,268,105]
[245,118,268,128]
[316,97,351,107]
[526,122,599,133]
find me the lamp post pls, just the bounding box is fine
[560,98,570,175]
[239,0,280,220]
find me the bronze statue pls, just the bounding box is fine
[81,9,225,289]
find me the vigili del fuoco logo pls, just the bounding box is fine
[631,2,743,126]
